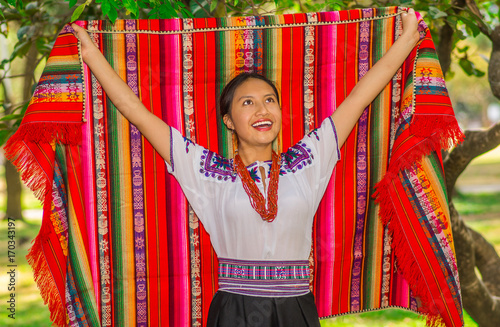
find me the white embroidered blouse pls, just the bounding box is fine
[166,117,340,261]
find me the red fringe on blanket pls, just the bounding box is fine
[4,123,82,201]
[4,122,81,326]
[374,113,464,327]
[27,232,66,326]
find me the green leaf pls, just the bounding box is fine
[25,1,38,12]
[457,45,469,53]
[475,70,485,77]
[10,40,31,59]
[71,3,86,22]
[209,0,217,12]
[148,8,159,19]
[69,0,78,8]
[0,113,22,122]
[455,29,466,40]
[457,16,481,37]
[107,5,118,23]
[0,129,13,147]
[180,8,193,18]
[158,2,176,18]
[19,102,29,117]
[428,6,448,19]
[123,0,139,16]
[138,0,149,9]
[17,25,30,40]
[458,57,485,77]
[102,0,111,15]
[459,57,474,75]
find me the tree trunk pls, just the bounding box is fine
[444,122,500,326]
[3,41,39,221]
[4,160,23,220]
[488,26,500,99]
[449,201,500,326]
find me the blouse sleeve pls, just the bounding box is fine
[283,116,340,211]
[165,127,233,226]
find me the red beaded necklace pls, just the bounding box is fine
[234,151,280,222]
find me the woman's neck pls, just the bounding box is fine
[237,144,273,166]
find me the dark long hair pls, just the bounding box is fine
[219,72,280,118]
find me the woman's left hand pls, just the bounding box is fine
[401,8,420,46]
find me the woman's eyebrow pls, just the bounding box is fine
[237,95,254,102]
[237,93,276,102]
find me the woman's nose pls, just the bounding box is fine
[255,102,269,115]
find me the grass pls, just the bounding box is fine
[454,192,500,216]
[0,217,51,326]
[321,309,478,326]
[455,145,500,188]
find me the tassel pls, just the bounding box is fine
[27,235,66,326]
[382,114,464,180]
[372,112,463,327]
[3,139,51,202]
[374,176,445,327]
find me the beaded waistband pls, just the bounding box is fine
[218,258,310,297]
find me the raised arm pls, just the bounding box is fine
[331,9,420,148]
[71,23,173,165]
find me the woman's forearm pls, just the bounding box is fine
[72,24,173,164]
[331,9,419,148]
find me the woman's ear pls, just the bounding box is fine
[223,114,234,131]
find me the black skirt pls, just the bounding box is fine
[206,291,321,327]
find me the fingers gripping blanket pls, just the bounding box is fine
[5,6,464,327]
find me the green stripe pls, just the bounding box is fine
[104,32,125,326]
[56,146,100,326]
[44,64,81,72]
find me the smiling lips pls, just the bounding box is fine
[252,120,273,131]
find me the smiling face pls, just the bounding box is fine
[223,78,282,155]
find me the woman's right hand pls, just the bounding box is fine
[70,22,173,165]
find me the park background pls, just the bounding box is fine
[1,0,499,325]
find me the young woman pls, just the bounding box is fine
[72,9,418,326]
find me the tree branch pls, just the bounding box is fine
[437,22,454,75]
[449,202,500,327]
[489,25,500,100]
[444,121,500,196]
[193,0,212,17]
[470,228,500,296]
[436,0,466,75]
[246,0,259,16]
[465,0,492,39]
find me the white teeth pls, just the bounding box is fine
[252,121,272,127]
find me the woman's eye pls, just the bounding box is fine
[243,99,252,105]
[266,97,275,103]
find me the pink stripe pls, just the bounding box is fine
[395,274,410,307]
[81,63,100,310]
[315,11,338,314]
[162,18,190,326]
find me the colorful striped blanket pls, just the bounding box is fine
[5,7,464,327]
